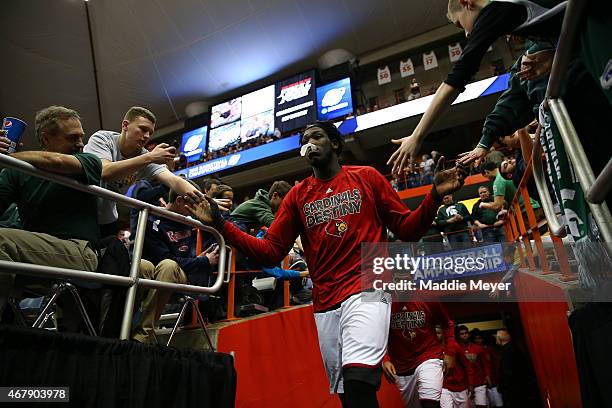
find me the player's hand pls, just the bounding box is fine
[433,157,468,196]
[387,134,423,175]
[518,48,555,81]
[147,143,176,165]
[382,361,397,384]
[458,146,488,166]
[443,354,455,373]
[184,190,225,230]
[468,385,475,399]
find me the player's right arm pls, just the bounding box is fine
[186,190,300,266]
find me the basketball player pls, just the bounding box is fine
[383,301,457,408]
[457,325,491,408]
[184,121,467,407]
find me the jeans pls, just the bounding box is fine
[482,226,506,242]
[447,232,470,244]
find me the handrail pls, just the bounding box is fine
[530,138,566,237]
[0,153,227,339]
[547,100,612,243]
[586,158,612,204]
[542,0,612,244]
[544,0,587,100]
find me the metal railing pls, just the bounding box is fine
[504,131,575,281]
[0,153,227,340]
[543,0,612,243]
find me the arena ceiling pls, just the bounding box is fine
[1,0,451,148]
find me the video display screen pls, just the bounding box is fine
[316,77,353,121]
[210,97,242,129]
[179,126,208,163]
[274,70,316,133]
[241,85,275,119]
[208,121,241,152]
[241,110,274,142]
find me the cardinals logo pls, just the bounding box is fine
[402,328,417,341]
[325,219,348,238]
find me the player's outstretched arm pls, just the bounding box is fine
[185,190,294,266]
[432,156,467,197]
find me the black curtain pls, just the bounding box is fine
[0,325,236,408]
[569,302,612,408]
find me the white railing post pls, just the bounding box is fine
[119,208,149,340]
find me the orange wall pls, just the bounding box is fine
[216,306,404,408]
[514,273,582,408]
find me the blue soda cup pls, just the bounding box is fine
[2,117,27,154]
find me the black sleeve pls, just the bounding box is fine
[445,2,527,91]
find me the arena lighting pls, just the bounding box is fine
[336,73,510,135]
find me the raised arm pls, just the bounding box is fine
[155,168,199,196]
[389,2,527,173]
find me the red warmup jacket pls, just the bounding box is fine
[461,342,491,387]
[221,165,440,312]
[386,301,456,374]
[443,341,475,392]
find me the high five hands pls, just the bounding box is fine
[432,156,468,196]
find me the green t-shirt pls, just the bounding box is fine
[0,153,102,246]
[493,171,540,214]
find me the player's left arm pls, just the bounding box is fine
[373,158,466,241]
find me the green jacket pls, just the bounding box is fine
[478,41,549,149]
[436,202,471,233]
[230,189,275,231]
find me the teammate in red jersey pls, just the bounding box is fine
[441,327,474,408]
[383,301,457,408]
[185,121,466,408]
[457,325,491,408]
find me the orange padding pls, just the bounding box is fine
[216,305,404,408]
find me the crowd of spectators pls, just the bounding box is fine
[0,105,310,342]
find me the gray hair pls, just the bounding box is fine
[35,106,81,148]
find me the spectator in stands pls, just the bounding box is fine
[472,186,505,242]
[0,106,101,320]
[420,154,435,185]
[388,0,610,173]
[481,161,541,219]
[408,78,421,100]
[212,184,234,218]
[230,181,292,232]
[202,177,222,196]
[135,182,220,343]
[390,175,399,192]
[84,106,199,238]
[436,194,472,244]
[457,325,491,408]
[496,329,539,407]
